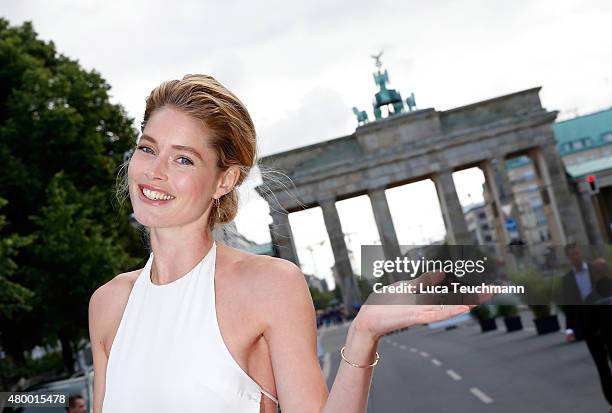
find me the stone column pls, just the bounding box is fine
[481,160,511,246]
[491,156,526,243]
[481,159,520,270]
[319,197,360,315]
[368,186,402,265]
[269,209,299,265]
[432,170,472,244]
[577,190,606,244]
[528,145,589,245]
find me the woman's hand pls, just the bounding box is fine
[351,271,489,341]
[322,271,492,413]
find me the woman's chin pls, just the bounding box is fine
[131,213,168,228]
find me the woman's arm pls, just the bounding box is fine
[321,302,469,412]
[88,287,109,413]
[259,260,472,413]
[320,322,378,412]
[88,272,137,413]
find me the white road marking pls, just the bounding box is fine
[431,358,442,366]
[470,387,494,404]
[410,348,418,353]
[399,344,407,350]
[419,351,429,357]
[446,369,462,381]
[525,326,535,332]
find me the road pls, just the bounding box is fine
[318,311,610,412]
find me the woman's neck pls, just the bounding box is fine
[148,226,214,284]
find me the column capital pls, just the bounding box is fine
[366,184,387,193]
[317,195,337,206]
[269,207,290,222]
[431,168,454,178]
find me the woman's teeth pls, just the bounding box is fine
[142,188,175,201]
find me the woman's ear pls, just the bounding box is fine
[215,166,240,198]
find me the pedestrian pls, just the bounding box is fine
[66,394,86,413]
[88,74,474,413]
[562,243,612,408]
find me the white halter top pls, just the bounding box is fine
[103,241,279,412]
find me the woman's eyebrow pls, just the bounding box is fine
[140,134,203,161]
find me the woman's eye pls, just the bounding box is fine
[136,145,192,165]
[176,156,194,166]
[137,145,154,154]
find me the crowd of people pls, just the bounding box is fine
[316,308,346,328]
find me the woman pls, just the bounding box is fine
[88,74,473,412]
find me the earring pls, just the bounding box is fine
[214,197,221,220]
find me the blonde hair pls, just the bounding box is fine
[115,74,300,244]
[137,74,257,228]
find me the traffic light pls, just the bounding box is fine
[587,175,598,193]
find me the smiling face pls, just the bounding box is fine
[127,106,220,229]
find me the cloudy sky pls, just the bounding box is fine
[3,0,611,287]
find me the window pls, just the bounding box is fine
[602,131,612,143]
[573,140,583,150]
[522,170,535,179]
[484,235,493,242]
[478,212,486,220]
[583,137,592,147]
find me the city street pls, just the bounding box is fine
[318,311,610,412]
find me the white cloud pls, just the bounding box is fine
[257,87,354,155]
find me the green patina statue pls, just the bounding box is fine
[406,92,417,112]
[351,52,418,125]
[371,51,404,120]
[352,107,369,125]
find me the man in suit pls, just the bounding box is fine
[563,243,612,407]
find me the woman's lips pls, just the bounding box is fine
[137,185,175,205]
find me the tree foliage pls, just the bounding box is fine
[0,18,144,375]
[0,197,34,320]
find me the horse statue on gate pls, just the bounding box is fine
[352,107,369,125]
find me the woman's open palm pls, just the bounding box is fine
[353,271,491,339]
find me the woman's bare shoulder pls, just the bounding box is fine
[88,269,143,336]
[218,242,303,283]
[218,244,316,339]
[218,242,309,304]
[90,270,141,307]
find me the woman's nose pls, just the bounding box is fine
[145,155,170,180]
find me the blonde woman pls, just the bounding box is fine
[88,74,473,413]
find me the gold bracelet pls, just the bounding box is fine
[340,346,380,368]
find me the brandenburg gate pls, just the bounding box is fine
[256,59,592,315]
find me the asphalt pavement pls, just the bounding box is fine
[318,311,611,412]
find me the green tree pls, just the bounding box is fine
[309,287,331,310]
[0,19,143,374]
[0,197,34,320]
